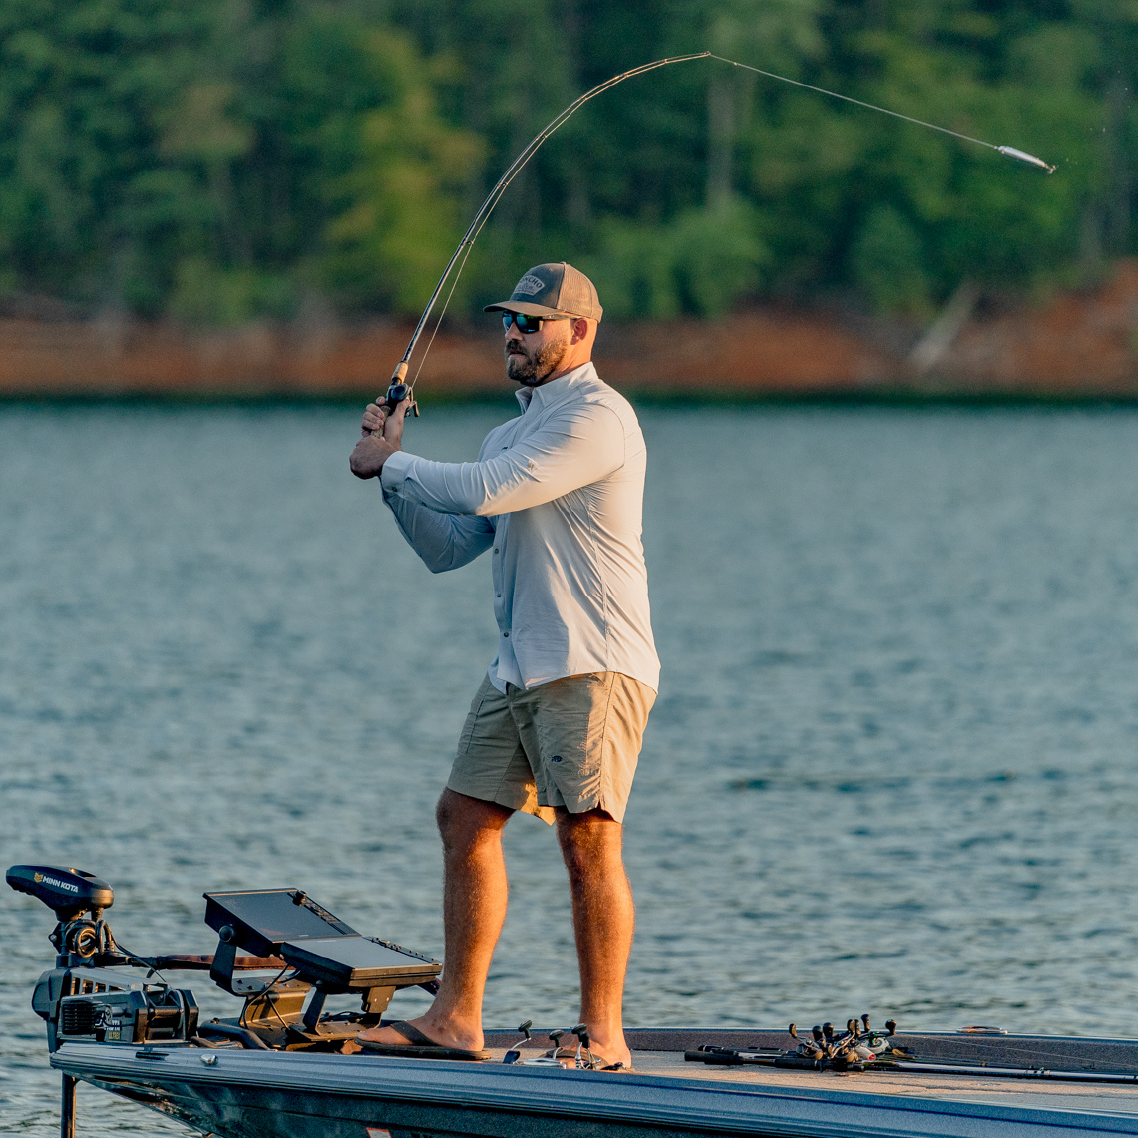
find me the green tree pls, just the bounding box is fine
[0,0,1133,325]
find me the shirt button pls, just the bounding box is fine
[496,593,502,598]
[503,631,510,637]
[493,548,499,554]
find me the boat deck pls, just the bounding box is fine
[627,1049,1138,1116]
[481,1026,1138,1119]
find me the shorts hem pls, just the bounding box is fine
[445,775,555,824]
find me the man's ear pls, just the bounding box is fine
[570,317,589,343]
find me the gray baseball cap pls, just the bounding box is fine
[484,262,602,321]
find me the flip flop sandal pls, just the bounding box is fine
[355,1020,491,1061]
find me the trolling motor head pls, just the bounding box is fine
[7,865,121,964]
[7,865,113,920]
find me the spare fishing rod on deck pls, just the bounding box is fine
[376,52,1056,422]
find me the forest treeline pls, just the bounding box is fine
[0,0,1133,326]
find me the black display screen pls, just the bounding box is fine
[203,889,357,955]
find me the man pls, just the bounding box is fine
[348,262,658,1070]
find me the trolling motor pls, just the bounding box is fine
[8,866,202,1138]
[7,866,199,1053]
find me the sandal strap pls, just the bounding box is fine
[388,1020,442,1048]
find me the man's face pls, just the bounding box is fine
[504,315,572,386]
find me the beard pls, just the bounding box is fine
[505,330,569,386]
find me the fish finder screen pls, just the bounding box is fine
[203,889,358,955]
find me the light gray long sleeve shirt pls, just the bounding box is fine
[379,362,659,693]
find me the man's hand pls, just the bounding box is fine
[350,398,410,479]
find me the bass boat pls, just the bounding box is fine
[12,863,1138,1138]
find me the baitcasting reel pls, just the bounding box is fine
[688,1013,903,1073]
[383,364,419,418]
[788,1014,898,1066]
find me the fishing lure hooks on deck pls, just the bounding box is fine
[379,52,1055,417]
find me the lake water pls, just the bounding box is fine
[4,402,1138,1134]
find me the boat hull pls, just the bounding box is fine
[52,1041,1138,1138]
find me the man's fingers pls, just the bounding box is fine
[361,402,387,435]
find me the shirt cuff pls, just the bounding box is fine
[379,450,416,496]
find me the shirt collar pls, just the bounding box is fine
[515,361,596,414]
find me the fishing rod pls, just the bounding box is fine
[378,52,1055,420]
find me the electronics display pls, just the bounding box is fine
[203,888,440,994]
[203,889,357,957]
[280,936,440,990]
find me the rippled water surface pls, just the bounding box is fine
[4,403,1138,1133]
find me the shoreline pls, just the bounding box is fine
[0,260,1135,401]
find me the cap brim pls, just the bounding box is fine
[484,300,584,317]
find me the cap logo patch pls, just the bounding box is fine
[513,274,546,296]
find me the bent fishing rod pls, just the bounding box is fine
[378,51,1055,419]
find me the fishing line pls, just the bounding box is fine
[707,54,1054,169]
[381,51,1054,414]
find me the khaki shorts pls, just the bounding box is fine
[448,672,656,824]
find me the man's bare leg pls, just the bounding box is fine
[556,807,634,1068]
[357,789,513,1051]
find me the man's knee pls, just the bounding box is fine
[436,787,513,851]
[556,807,623,879]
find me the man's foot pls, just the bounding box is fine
[354,1018,490,1061]
[355,1014,483,1053]
[588,1049,633,1071]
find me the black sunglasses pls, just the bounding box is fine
[501,312,570,334]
